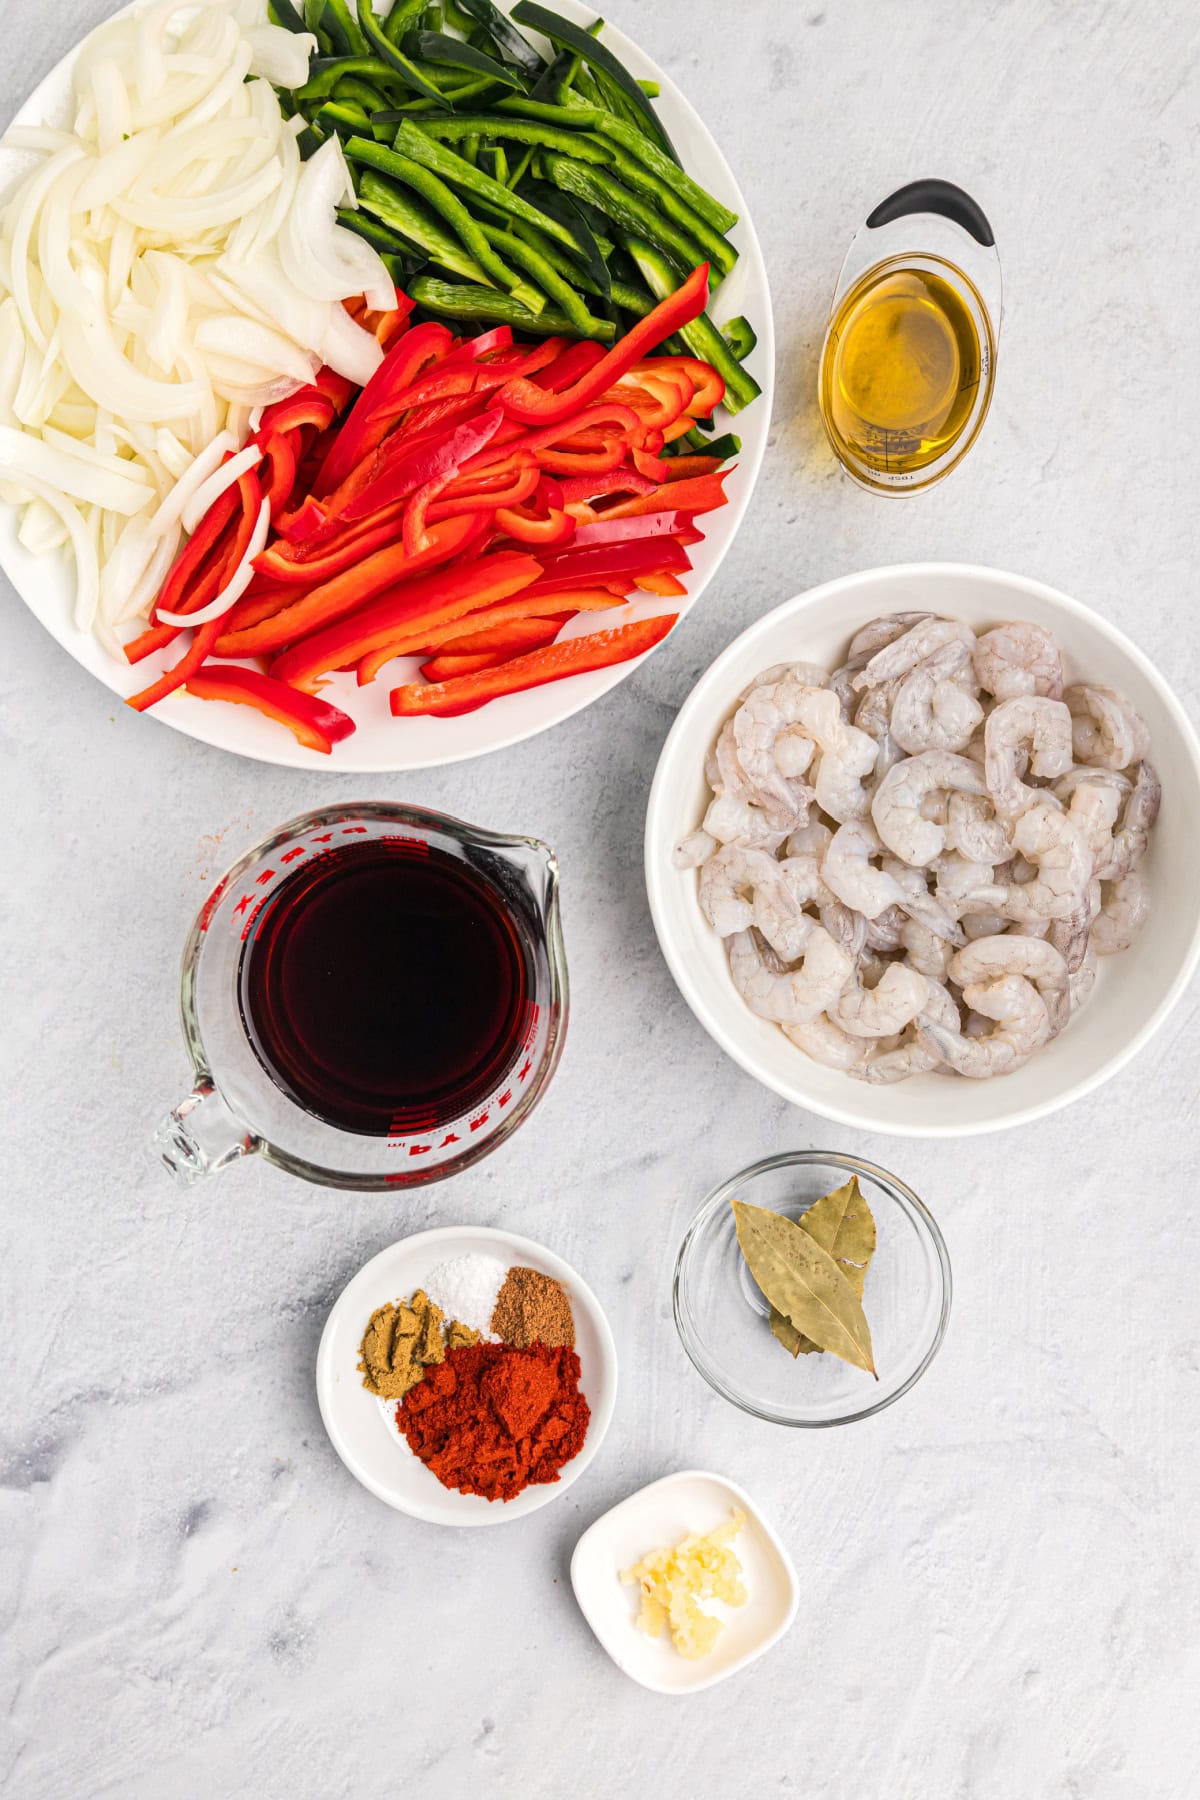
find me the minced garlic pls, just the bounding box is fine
[620,1509,747,1659]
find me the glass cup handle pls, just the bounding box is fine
[150,1085,257,1186]
[865,178,995,247]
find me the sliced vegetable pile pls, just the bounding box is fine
[270,0,761,432]
[126,264,733,749]
[0,1,397,644]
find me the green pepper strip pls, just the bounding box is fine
[346,137,546,311]
[510,2,677,161]
[621,234,760,413]
[401,29,525,90]
[478,221,612,338]
[406,112,612,164]
[357,168,497,283]
[390,120,583,254]
[317,100,371,137]
[269,0,309,32]
[500,95,737,234]
[354,0,446,101]
[409,276,614,339]
[384,0,427,44]
[543,155,714,290]
[297,57,405,102]
[323,0,369,55]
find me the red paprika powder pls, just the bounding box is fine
[396,1341,589,1502]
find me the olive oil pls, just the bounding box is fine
[819,258,991,488]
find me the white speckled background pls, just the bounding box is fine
[2,3,1199,1795]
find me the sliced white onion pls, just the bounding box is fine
[145,429,236,538]
[0,425,153,514]
[320,302,385,388]
[156,496,270,624]
[245,24,317,89]
[279,136,393,310]
[17,496,70,553]
[181,441,262,532]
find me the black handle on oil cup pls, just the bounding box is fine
[866,179,995,248]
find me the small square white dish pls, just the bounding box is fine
[570,1469,798,1693]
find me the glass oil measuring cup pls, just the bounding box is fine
[152,803,567,1190]
[818,179,1001,493]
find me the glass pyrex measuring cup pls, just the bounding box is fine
[818,179,1002,494]
[152,803,567,1190]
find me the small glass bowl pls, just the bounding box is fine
[673,1152,951,1428]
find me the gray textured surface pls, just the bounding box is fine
[2,3,1199,1797]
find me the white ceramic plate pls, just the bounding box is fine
[645,563,1200,1138]
[570,1469,798,1693]
[0,2,773,771]
[316,1225,617,1524]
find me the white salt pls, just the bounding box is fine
[425,1252,509,1336]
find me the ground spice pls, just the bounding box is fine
[396,1341,589,1501]
[357,1289,478,1400]
[490,1265,576,1348]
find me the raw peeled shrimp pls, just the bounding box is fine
[852,617,976,693]
[1090,872,1151,955]
[833,963,930,1039]
[1063,777,1124,869]
[900,916,955,980]
[1065,683,1151,772]
[848,613,936,661]
[854,682,905,780]
[1047,878,1101,973]
[753,855,831,962]
[962,910,1011,939]
[819,899,868,959]
[821,820,903,918]
[775,727,817,779]
[698,844,763,935]
[946,791,1011,865]
[1094,761,1160,881]
[702,792,787,851]
[786,821,833,858]
[673,829,716,869]
[854,978,960,1084]
[864,905,905,952]
[972,621,1064,701]
[1069,943,1098,1013]
[727,926,853,1024]
[984,696,1074,817]
[949,934,1070,1036]
[729,695,813,823]
[918,973,1051,1077]
[889,641,984,755]
[738,661,829,703]
[782,1013,868,1072]
[994,802,1093,922]
[881,854,964,941]
[871,751,989,867]
[735,679,875,824]
[933,851,1004,914]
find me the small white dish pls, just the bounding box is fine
[570,1469,798,1693]
[316,1225,617,1526]
[645,562,1200,1137]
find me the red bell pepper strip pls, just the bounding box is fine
[659,454,724,481]
[251,505,405,585]
[355,585,618,684]
[123,483,242,663]
[314,368,358,415]
[127,613,224,712]
[315,321,454,495]
[346,407,501,528]
[635,572,688,598]
[184,664,357,753]
[219,580,297,635]
[533,339,607,392]
[569,511,682,546]
[598,470,732,520]
[496,265,709,424]
[438,610,578,655]
[214,511,486,658]
[270,552,542,691]
[367,364,477,424]
[525,536,691,590]
[441,326,514,363]
[257,386,337,439]
[494,502,575,546]
[390,613,679,718]
[556,469,658,505]
[255,431,299,519]
[426,456,540,521]
[420,649,515,681]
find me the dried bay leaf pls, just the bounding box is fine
[770,1305,803,1356]
[732,1198,877,1378]
[789,1176,876,1355]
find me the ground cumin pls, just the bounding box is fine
[357,1289,478,1399]
[490,1265,575,1348]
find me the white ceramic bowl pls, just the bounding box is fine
[0,1,772,773]
[316,1226,617,1525]
[645,563,1200,1138]
[570,1469,798,1693]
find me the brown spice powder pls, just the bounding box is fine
[490,1265,575,1348]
